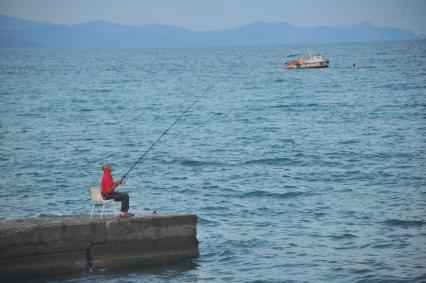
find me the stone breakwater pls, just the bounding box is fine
[0,214,199,280]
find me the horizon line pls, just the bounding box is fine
[0,13,421,35]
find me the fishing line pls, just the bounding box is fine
[120,80,219,180]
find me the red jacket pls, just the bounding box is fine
[101,171,114,195]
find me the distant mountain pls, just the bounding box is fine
[0,15,419,48]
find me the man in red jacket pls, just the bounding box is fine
[101,163,134,218]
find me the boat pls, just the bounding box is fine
[284,50,329,69]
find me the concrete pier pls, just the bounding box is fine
[0,214,199,280]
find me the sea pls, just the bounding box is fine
[1,40,425,282]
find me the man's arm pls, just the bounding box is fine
[108,178,125,193]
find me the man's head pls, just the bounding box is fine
[102,163,112,172]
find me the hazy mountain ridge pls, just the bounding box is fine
[0,15,418,48]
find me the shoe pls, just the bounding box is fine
[125,212,134,217]
[119,213,131,218]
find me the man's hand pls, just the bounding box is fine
[113,178,125,189]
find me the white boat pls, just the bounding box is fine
[284,50,329,69]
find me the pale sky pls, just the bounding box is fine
[1,0,425,34]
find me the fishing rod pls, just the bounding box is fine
[120,82,217,181]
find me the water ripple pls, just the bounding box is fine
[1,41,426,282]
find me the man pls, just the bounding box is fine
[101,163,134,218]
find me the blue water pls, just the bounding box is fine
[1,40,426,282]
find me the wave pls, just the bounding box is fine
[286,53,302,57]
[241,190,309,199]
[244,157,299,166]
[355,274,420,283]
[201,206,229,211]
[198,217,220,225]
[358,65,377,69]
[380,82,425,91]
[276,138,296,145]
[382,219,426,228]
[269,103,320,109]
[338,139,360,145]
[17,113,45,118]
[159,157,224,167]
[36,213,55,218]
[179,159,222,167]
[330,233,358,240]
[78,108,94,112]
[92,89,112,93]
[180,159,206,166]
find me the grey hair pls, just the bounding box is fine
[102,163,112,171]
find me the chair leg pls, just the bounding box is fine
[91,202,95,218]
[101,203,105,219]
[111,201,116,218]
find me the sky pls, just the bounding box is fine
[0,0,425,34]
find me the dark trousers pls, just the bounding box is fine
[104,192,129,213]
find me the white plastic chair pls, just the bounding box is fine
[90,187,116,218]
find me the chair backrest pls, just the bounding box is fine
[91,187,104,202]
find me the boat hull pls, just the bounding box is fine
[286,61,329,69]
[284,52,329,69]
